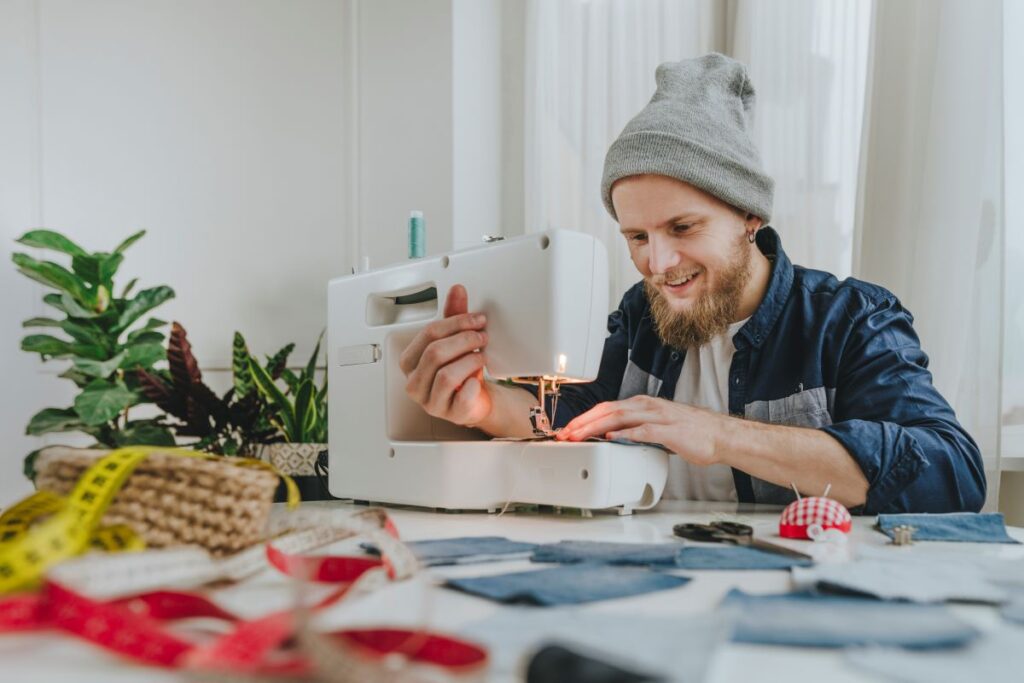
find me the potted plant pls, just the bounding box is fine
[135,323,283,453]
[12,229,176,480]
[247,332,330,500]
[137,324,331,500]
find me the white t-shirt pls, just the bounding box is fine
[663,318,748,502]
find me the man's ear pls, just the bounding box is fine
[745,213,763,231]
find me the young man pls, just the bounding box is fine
[399,54,985,513]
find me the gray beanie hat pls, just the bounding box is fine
[601,53,774,223]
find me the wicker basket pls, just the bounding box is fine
[34,447,279,556]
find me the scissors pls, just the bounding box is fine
[672,521,812,560]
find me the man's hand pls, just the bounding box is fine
[555,394,870,507]
[555,395,725,466]
[399,284,492,427]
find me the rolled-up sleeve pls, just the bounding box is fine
[821,296,986,513]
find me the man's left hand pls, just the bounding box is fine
[554,395,725,466]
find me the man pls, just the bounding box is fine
[399,53,985,513]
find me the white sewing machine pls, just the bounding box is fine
[326,230,668,514]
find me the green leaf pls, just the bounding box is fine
[73,350,127,378]
[73,379,137,426]
[114,229,146,254]
[22,317,61,328]
[24,448,44,481]
[21,334,106,360]
[112,420,176,447]
[42,292,99,319]
[114,286,175,334]
[265,343,295,380]
[71,252,123,287]
[232,332,255,397]
[60,319,109,348]
[293,379,314,442]
[124,318,167,344]
[119,342,165,370]
[249,358,296,440]
[16,229,86,257]
[12,252,88,301]
[26,407,84,435]
[125,330,165,345]
[304,331,324,383]
[121,277,138,298]
[136,317,167,332]
[59,367,94,388]
[21,334,74,358]
[280,368,300,394]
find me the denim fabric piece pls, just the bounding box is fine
[446,565,690,606]
[531,541,682,567]
[792,559,1008,604]
[877,513,1020,544]
[462,610,730,683]
[845,628,1024,683]
[676,545,813,570]
[722,589,979,649]
[1003,601,1024,625]
[362,536,537,567]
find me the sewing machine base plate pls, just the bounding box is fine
[331,440,669,514]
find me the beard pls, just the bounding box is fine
[644,236,753,351]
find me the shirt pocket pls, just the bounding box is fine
[766,387,834,428]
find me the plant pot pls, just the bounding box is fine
[253,442,334,502]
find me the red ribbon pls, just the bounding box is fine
[0,516,488,678]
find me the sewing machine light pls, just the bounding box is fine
[557,354,567,374]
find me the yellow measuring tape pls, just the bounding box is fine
[0,446,299,594]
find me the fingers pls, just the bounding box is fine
[450,375,492,425]
[606,425,655,444]
[425,351,488,417]
[558,409,659,442]
[557,396,660,442]
[406,329,488,404]
[399,312,487,376]
[443,284,468,318]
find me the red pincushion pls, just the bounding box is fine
[779,496,852,539]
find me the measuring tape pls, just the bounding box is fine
[0,446,299,594]
[0,502,489,681]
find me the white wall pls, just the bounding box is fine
[0,0,522,506]
[452,0,503,249]
[1,0,353,504]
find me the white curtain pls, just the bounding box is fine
[524,0,1008,508]
[524,0,871,304]
[855,0,1005,505]
[524,0,726,308]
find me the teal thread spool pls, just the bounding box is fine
[408,210,425,259]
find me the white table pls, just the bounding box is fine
[3,499,1022,682]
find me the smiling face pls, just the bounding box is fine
[612,174,764,349]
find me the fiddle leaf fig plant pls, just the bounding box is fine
[14,228,176,478]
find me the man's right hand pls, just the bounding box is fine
[398,284,493,427]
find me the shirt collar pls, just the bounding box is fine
[736,226,794,350]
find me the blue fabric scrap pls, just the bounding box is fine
[531,541,682,567]
[722,589,980,649]
[446,565,691,606]
[531,540,811,570]
[878,513,1020,544]
[675,545,813,570]
[362,536,537,567]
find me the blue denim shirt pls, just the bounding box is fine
[547,227,986,514]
